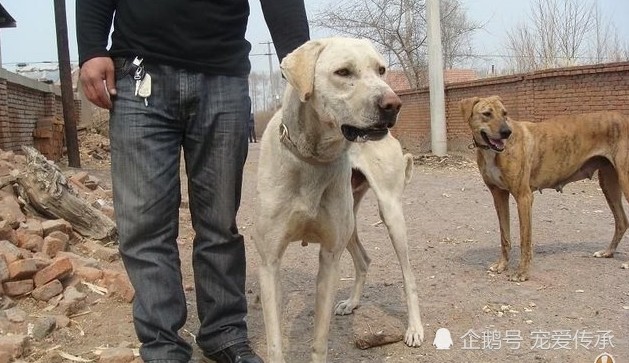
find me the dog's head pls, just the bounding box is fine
[281,38,401,142]
[459,96,512,152]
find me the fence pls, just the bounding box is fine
[0,68,80,161]
[392,61,629,154]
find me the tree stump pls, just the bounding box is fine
[16,146,117,241]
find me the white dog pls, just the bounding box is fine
[255,37,424,363]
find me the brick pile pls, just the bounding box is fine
[0,148,134,362]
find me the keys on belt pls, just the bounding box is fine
[128,56,151,106]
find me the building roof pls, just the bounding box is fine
[14,62,60,84]
[385,71,412,92]
[0,4,16,28]
[444,69,477,84]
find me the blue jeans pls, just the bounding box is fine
[110,58,251,363]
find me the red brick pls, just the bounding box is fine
[15,230,44,252]
[102,269,135,303]
[33,257,73,287]
[2,279,34,296]
[8,258,39,280]
[74,265,103,282]
[41,219,72,236]
[47,230,70,243]
[31,279,63,301]
[41,236,68,258]
[70,171,89,183]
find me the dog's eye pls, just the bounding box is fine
[378,66,386,75]
[482,111,492,117]
[502,110,508,117]
[335,68,351,77]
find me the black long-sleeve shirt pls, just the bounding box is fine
[76,0,310,75]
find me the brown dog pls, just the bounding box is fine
[460,95,629,281]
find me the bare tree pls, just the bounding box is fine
[505,0,626,72]
[505,25,539,72]
[590,5,629,63]
[440,0,479,69]
[312,0,481,89]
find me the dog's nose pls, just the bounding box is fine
[379,92,402,127]
[499,125,512,139]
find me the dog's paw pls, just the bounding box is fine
[489,259,508,273]
[404,326,424,347]
[593,249,614,258]
[508,271,529,282]
[334,299,358,315]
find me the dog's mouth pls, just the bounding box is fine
[341,125,389,142]
[480,131,507,152]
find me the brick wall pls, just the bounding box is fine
[0,69,81,161]
[392,61,629,154]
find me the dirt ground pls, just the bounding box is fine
[25,136,629,363]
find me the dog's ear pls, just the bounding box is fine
[280,40,326,102]
[459,97,480,121]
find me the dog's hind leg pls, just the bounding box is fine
[594,165,628,258]
[376,192,424,347]
[335,186,371,316]
[334,227,371,315]
[488,186,512,274]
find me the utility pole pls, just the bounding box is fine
[260,41,277,109]
[53,0,80,167]
[426,0,447,156]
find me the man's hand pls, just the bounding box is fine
[79,57,116,109]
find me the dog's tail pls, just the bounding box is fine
[403,153,414,186]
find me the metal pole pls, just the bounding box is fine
[53,0,81,167]
[426,0,447,156]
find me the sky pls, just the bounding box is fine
[0,0,628,74]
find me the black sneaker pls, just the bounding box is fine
[203,342,264,363]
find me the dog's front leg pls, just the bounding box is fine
[257,247,287,363]
[311,246,343,363]
[378,198,423,347]
[512,190,534,282]
[488,186,511,274]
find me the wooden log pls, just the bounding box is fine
[15,146,117,241]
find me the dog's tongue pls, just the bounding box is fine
[489,138,505,149]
